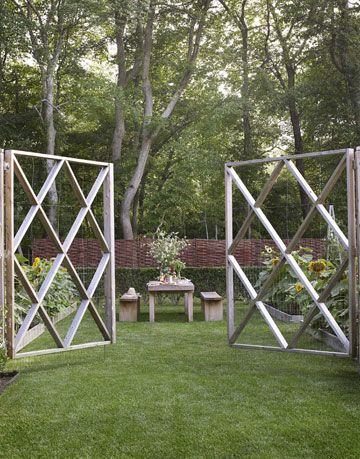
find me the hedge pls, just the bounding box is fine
[116,267,262,299]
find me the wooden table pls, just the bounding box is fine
[147,281,195,322]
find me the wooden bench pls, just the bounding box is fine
[200,292,223,321]
[119,291,141,322]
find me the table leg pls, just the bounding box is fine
[149,293,155,322]
[187,292,193,322]
[184,293,189,316]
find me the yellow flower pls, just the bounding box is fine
[295,282,303,293]
[308,260,326,273]
[271,257,279,267]
[32,257,41,268]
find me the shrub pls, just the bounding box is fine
[0,339,7,372]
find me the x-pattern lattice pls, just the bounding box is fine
[226,152,354,355]
[7,152,115,357]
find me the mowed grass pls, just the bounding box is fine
[0,300,360,458]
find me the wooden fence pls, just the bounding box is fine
[33,237,326,268]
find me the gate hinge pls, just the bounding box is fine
[3,162,10,171]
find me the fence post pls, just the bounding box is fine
[0,150,4,346]
[355,147,360,365]
[225,165,234,341]
[4,150,14,358]
[104,163,116,343]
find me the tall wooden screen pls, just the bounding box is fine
[3,149,116,358]
[225,149,358,359]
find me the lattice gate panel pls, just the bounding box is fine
[225,149,359,359]
[3,149,116,359]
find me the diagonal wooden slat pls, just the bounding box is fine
[15,302,40,351]
[63,161,109,252]
[37,159,64,202]
[87,253,110,298]
[62,207,89,252]
[228,255,288,348]
[37,305,64,349]
[228,161,284,255]
[88,300,111,341]
[63,255,89,299]
[284,159,348,250]
[289,255,349,349]
[13,157,38,205]
[87,167,109,206]
[63,299,90,348]
[228,167,350,352]
[63,161,88,207]
[14,257,38,303]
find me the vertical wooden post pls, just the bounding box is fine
[4,150,14,358]
[0,150,4,345]
[104,164,116,343]
[346,148,357,358]
[355,147,360,365]
[225,165,234,340]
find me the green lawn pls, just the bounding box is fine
[0,300,360,458]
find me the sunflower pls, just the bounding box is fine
[308,260,326,273]
[271,257,280,267]
[295,282,303,293]
[32,257,41,268]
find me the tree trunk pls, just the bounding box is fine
[42,69,59,231]
[286,65,309,218]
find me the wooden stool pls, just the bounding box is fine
[200,292,223,321]
[119,291,140,322]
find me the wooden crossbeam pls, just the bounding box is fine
[228,167,350,352]
[284,159,348,250]
[228,255,288,348]
[228,161,284,255]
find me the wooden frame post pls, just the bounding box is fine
[225,165,234,340]
[355,147,360,365]
[4,150,14,358]
[346,148,357,358]
[0,150,4,345]
[104,163,116,343]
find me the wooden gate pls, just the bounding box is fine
[225,149,359,360]
[1,149,116,358]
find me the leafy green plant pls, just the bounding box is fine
[15,257,79,327]
[148,230,188,276]
[0,339,7,373]
[256,245,349,334]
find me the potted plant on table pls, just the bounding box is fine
[149,230,188,283]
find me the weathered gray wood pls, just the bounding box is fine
[185,292,193,322]
[149,293,155,322]
[0,150,4,344]
[225,166,234,340]
[201,292,223,321]
[228,161,284,255]
[356,147,360,366]
[346,148,357,358]
[87,253,110,298]
[226,149,347,167]
[63,298,90,347]
[284,159,348,250]
[10,149,109,167]
[231,343,348,357]
[229,255,288,348]
[147,282,194,292]
[15,340,111,359]
[63,161,88,206]
[14,257,38,303]
[4,150,14,358]
[229,167,350,352]
[289,255,349,348]
[88,300,111,340]
[104,164,116,343]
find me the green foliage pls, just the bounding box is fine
[15,257,79,327]
[116,266,262,300]
[0,339,7,373]
[148,230,188,274]
[256,246,349,334]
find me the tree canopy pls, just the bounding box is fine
[1,0,359,239]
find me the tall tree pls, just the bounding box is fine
[117,0,212,239]
[10,0,86,228]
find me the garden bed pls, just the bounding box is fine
[265,303,303,323]
[0,371,19,395]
